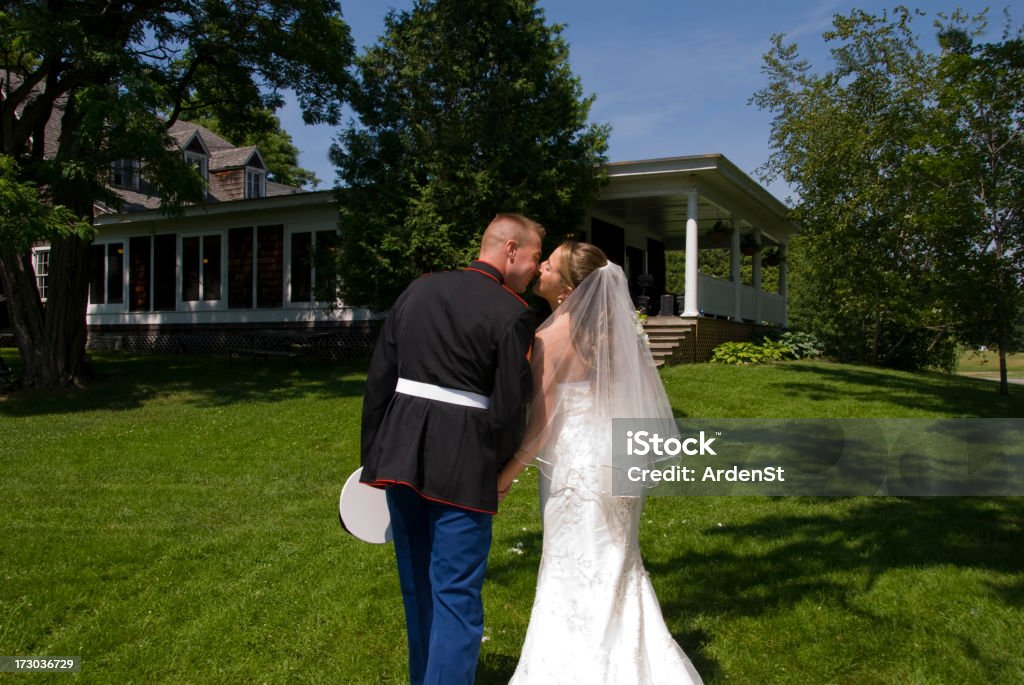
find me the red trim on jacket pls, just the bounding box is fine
[501,285,529,308]
[464,267,499,284]
[464,264,529,308]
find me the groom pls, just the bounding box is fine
[360,213,544,685]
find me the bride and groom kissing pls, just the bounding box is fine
[360,213,703,684]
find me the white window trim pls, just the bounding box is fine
[31,246,50,302]
[245,168,266,199]
[284,227,339,309]
[111,159,141,190]
[184,151,208,180]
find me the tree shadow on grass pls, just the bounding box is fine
[0,352,369,417]
[772,363,1024,417]
[476,653,521,685]
[465,498,1020,681]
[648,497,1024,631]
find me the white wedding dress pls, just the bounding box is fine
[508,382,704,685]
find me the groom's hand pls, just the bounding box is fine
[497,480,512,504]
[497,472,515,503]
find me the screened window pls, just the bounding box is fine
[227,225,285,309]
[182,235,222,302]
[290,230,338,303]
[256,225,283,308]
[89,243,124,305]
[228,227,253,309]
[127,234,176,311]
[129,236,150,311]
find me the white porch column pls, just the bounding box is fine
[682,187,700,317]
[730,222,741,320]
[778,240,789,327]
[752,228,763,323]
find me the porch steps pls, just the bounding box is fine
[642,316,695,367]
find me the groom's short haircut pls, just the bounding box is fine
[481,213,546,253]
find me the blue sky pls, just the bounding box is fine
[279,1,1006,203]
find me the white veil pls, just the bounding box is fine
[516,262,680,496]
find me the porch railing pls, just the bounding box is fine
[696,273,786,325]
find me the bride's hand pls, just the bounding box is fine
[498,449,533,504]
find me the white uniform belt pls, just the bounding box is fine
[395,378,490,410]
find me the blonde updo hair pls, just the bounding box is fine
[557,241,608,289]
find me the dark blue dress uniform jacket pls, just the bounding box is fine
[360,260,535,513]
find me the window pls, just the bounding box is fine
[111,159,140,189]
[204,236,222,301]
[33,248,50,301]
[182,235,222,303]
[129,236,150,311]
[314,231,338,299]
[290,232,313,303]
[185,151,208,180]
[127,234,177,311]
[256,225,283,308]
[153,234,176,311]
[290,230,338,303]
[227,225,284,309]
[246,169,265,199]
[89,243,125,305]
[228,227,253,309]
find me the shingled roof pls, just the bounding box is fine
[3,71,306,213]
[103,120,302,212]
[166,120,235,152]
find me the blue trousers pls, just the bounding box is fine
[386,485,493,685]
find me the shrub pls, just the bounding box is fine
[778,331,824,360]
[710,339,793,365]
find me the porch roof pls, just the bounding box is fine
[594,154,798,250]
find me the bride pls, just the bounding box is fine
[498,241,703,684]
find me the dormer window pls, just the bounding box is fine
[184,150,208,180]
[246,169,265,199]
[111,159,140,189]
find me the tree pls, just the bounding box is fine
[330,0,609,310]
[180,109,321,189]
[753,7,1022,383]
[912,16,1024,394]
[0,0,353,388]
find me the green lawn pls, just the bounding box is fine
[957,349,1024,380]
[1,351,1022,684]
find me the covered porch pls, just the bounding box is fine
[584,154,799,361]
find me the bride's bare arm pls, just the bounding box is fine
[499,320,577,499]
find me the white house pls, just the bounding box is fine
[26,123,796,360]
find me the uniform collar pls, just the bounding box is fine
[466,260,504,285]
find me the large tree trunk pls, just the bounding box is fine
[43,233,93,387]
[0,235,92,389]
